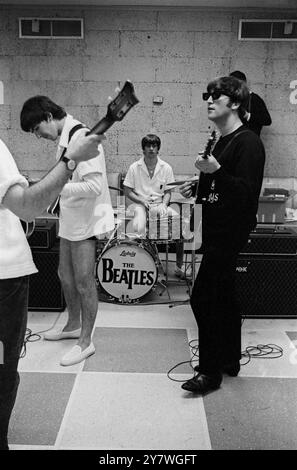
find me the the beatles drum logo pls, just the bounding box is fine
[96,242,158,301]
[101,257,155,289]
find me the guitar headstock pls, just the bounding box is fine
[106,80,139,122]
[88,81,139,135]
[202,129,217,159]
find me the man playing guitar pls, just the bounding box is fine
[180,76,265,395]
[20,96,115,367]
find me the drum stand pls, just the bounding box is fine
[151,239,195,305]
[168,247,202,308]
[149,241,172,300]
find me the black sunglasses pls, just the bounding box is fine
[202,90,224,101]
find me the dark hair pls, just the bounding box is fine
[20,95,67,132]
[141,134,161,151]
[229,70,247,82]
[207,76,249,120]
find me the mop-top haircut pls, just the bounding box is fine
[20,95,67,133]
[207,76,249,120]
[141,134,161,151]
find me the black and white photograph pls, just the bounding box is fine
[0,0,297,454]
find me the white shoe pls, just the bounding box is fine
[60,342,95,367]
[43,327,81,341]
[174,264,192,279]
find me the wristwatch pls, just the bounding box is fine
[60,155,77,171]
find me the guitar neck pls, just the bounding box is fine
[87,116,115,136]
[202,130,216,159]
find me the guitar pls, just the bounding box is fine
[87,80,139,135]
[190,129,218,199]
[47,80,139,216]
[188,129,218,253]
[202,129,217,160]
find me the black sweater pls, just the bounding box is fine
[196,125,265,253]
[244,92,272,136]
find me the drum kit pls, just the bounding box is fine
[95,206,195,304]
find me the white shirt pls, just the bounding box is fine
[123,157,175,204]
[0,140,37,279]
[56,115,115,241]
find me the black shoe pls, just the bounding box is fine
[181,373,222,394]
[222,362,240,377]
[194,363,240,377]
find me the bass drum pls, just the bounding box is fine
[96,239,158,303]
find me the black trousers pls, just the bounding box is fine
[190,250,241,375]
[0,276,29,450]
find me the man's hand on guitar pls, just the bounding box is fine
[67,134,105,162]
[195,153,221,174]
[179,181,195,199]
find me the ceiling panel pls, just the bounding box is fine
[0,0,296,9]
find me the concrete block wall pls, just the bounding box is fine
[0,5,297,186]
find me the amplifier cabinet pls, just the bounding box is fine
[28,220,57,249]
[29,243,65,311]
[240,233,297,255]
[236,255,297,318]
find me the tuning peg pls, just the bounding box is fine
[107,85,121,102]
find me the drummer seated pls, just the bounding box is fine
[122,133,191,279]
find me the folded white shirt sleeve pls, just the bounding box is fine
[0,139,29,204]
[60,172,103,198]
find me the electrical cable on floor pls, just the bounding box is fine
[239,316,283,364]
[19,310,65,359]
[167,339,199,382]
[20,328,42,359]
[240,343,283,365]
[167,337,283,383]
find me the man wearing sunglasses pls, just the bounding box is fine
[180,76,265,395]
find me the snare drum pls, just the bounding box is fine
[96,239,158,303]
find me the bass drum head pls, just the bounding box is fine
[96,241,158,303]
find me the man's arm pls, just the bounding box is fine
[162,190,171,207]
[60,173,103,198]
[2,134,102,221]
[123,186,150,209]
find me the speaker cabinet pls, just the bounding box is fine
[240,233,297,255]
[236,256,297,318]
[29,243,65,311]
[28,220,57,249]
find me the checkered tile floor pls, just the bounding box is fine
[9,297,297,450]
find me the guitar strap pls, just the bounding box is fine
[196,129,250,200]
[213,129,250,164]
[60,123,87,180]
[47,123,86,216]
[190,129,250,231]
